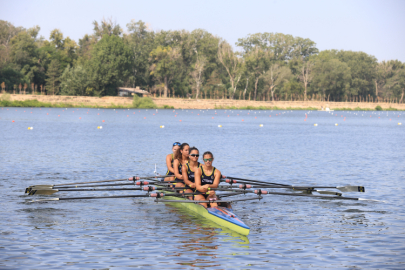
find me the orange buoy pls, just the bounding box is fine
[179,120,182,122]
[102,120,105,122]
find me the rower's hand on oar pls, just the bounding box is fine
[200,185,210,193]
[189,183,196,189]
[208,190,215,196]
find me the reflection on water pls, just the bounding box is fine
[0,108,404,268]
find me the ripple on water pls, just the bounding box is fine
[0,109,405,269]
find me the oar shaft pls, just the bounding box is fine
[33,193,164,202]
[56,183,138,189]
[222,176,290,187]
[55,188,143,192]
[253,189,359,200]
[52,174,168,187]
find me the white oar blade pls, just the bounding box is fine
[28,189,59,195]
[337,186,365,192]
[316,190,343,196]
[28,198,60,203]
[25,185,54,193]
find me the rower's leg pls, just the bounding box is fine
[165,176,175,182]
[175,182,185,193]
[207,191,218,207]
[185,188,194,200]
[194,194,208,208]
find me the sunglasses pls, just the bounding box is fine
[173,142,181,146]
[190,154,199,157]
[203,158,213,162]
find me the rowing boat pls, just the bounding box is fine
[160,189,250,236]
[25,175,371,237]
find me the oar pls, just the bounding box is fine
[222,178,365,193]
[209,186,343,196]
[246,184,364,193]
[25,179,166,193]
[28,193,165,203]
[222,176,290,187]
[26,174,169,190]
[155,196,262,204]
[27,187,145,196]
[243,189,381,201]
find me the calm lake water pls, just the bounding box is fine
[0,107,404,269]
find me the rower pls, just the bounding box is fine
[194,151,221,208]
[165,142,181,182]
[173,143,190,191]
[182,147,200,199]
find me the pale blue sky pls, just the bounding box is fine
[1,0,404,62]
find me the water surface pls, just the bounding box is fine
[0,107,404,269]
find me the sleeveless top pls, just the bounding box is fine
[174,161,184,181]
[185,162,201,183]
[200,166,216,185]
[166,153,174,176]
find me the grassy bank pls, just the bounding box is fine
[214,104,402,111]
[0,94,174,109]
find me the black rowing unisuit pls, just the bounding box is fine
[185,162,200,183]
[200,166,216,185]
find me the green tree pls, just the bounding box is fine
[45,59,61,95]
[88,34,133,96]
[217,40,243,99]
[125,20,155,88]
[387,67,405,103]
[237,32,318,61]
[298,60,315,101]
[261,64,293,101]
[0,20,25,69]
[149,46,181,97]
[311,58,351,101]
[93,17,122,39]
[243,48,272,100]
[60,65,89,95]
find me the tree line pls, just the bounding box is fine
[0,18,404,103]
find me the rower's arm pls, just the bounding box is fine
[183,167,192,186]
[194,168,204,192]
[166,154,175,174]
[209,169,221,188]
[173,159,183,179]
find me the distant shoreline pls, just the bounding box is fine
[1,94,404,111]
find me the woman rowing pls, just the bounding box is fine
[165,142,181,182]
[172,143,190,190]
[182,146,200,199]
[194,151,221,208]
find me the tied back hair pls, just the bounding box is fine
[203,151,214,159]
[189,146,199,154]
[174,143,189,161]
